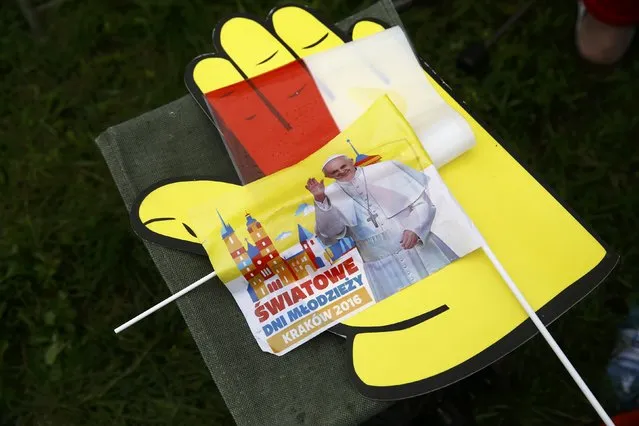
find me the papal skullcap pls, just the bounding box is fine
[321,154,348,170]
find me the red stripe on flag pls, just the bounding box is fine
[205,59,339,176]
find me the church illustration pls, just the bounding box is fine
[217,139,379,302]
[218,211,355,303]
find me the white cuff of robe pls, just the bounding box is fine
[315,198,332,211]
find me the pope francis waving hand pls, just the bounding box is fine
[305,154,458,302]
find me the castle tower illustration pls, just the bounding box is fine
[218,210,251,271]
[217,210,268,300]
[347,138,381,167]
[298,224,329,269]
[282,225,329,280]
[245,213,298,285]
[219,209,350,303]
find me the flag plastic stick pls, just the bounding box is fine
[482,244,614,426]
[113,270,217,334]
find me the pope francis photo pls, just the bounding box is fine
[305,154,459,302]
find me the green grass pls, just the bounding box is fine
[1,0,638,424]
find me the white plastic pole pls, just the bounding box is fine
[114,270,218,334]
[482,244,615,426]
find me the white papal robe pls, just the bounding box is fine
[314,160,458,302]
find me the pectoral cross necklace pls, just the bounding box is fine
[339,167,379,228]
[367,212,379,228]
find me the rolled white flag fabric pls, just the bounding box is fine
[304,26,476,168]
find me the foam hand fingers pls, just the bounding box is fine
[192,56,243,94]
[351,20,385,40]
[271,6,345,58]
[217,16,295,78]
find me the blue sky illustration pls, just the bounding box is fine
[295,202,315,216]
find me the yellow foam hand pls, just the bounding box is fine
[129,6,617,399]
